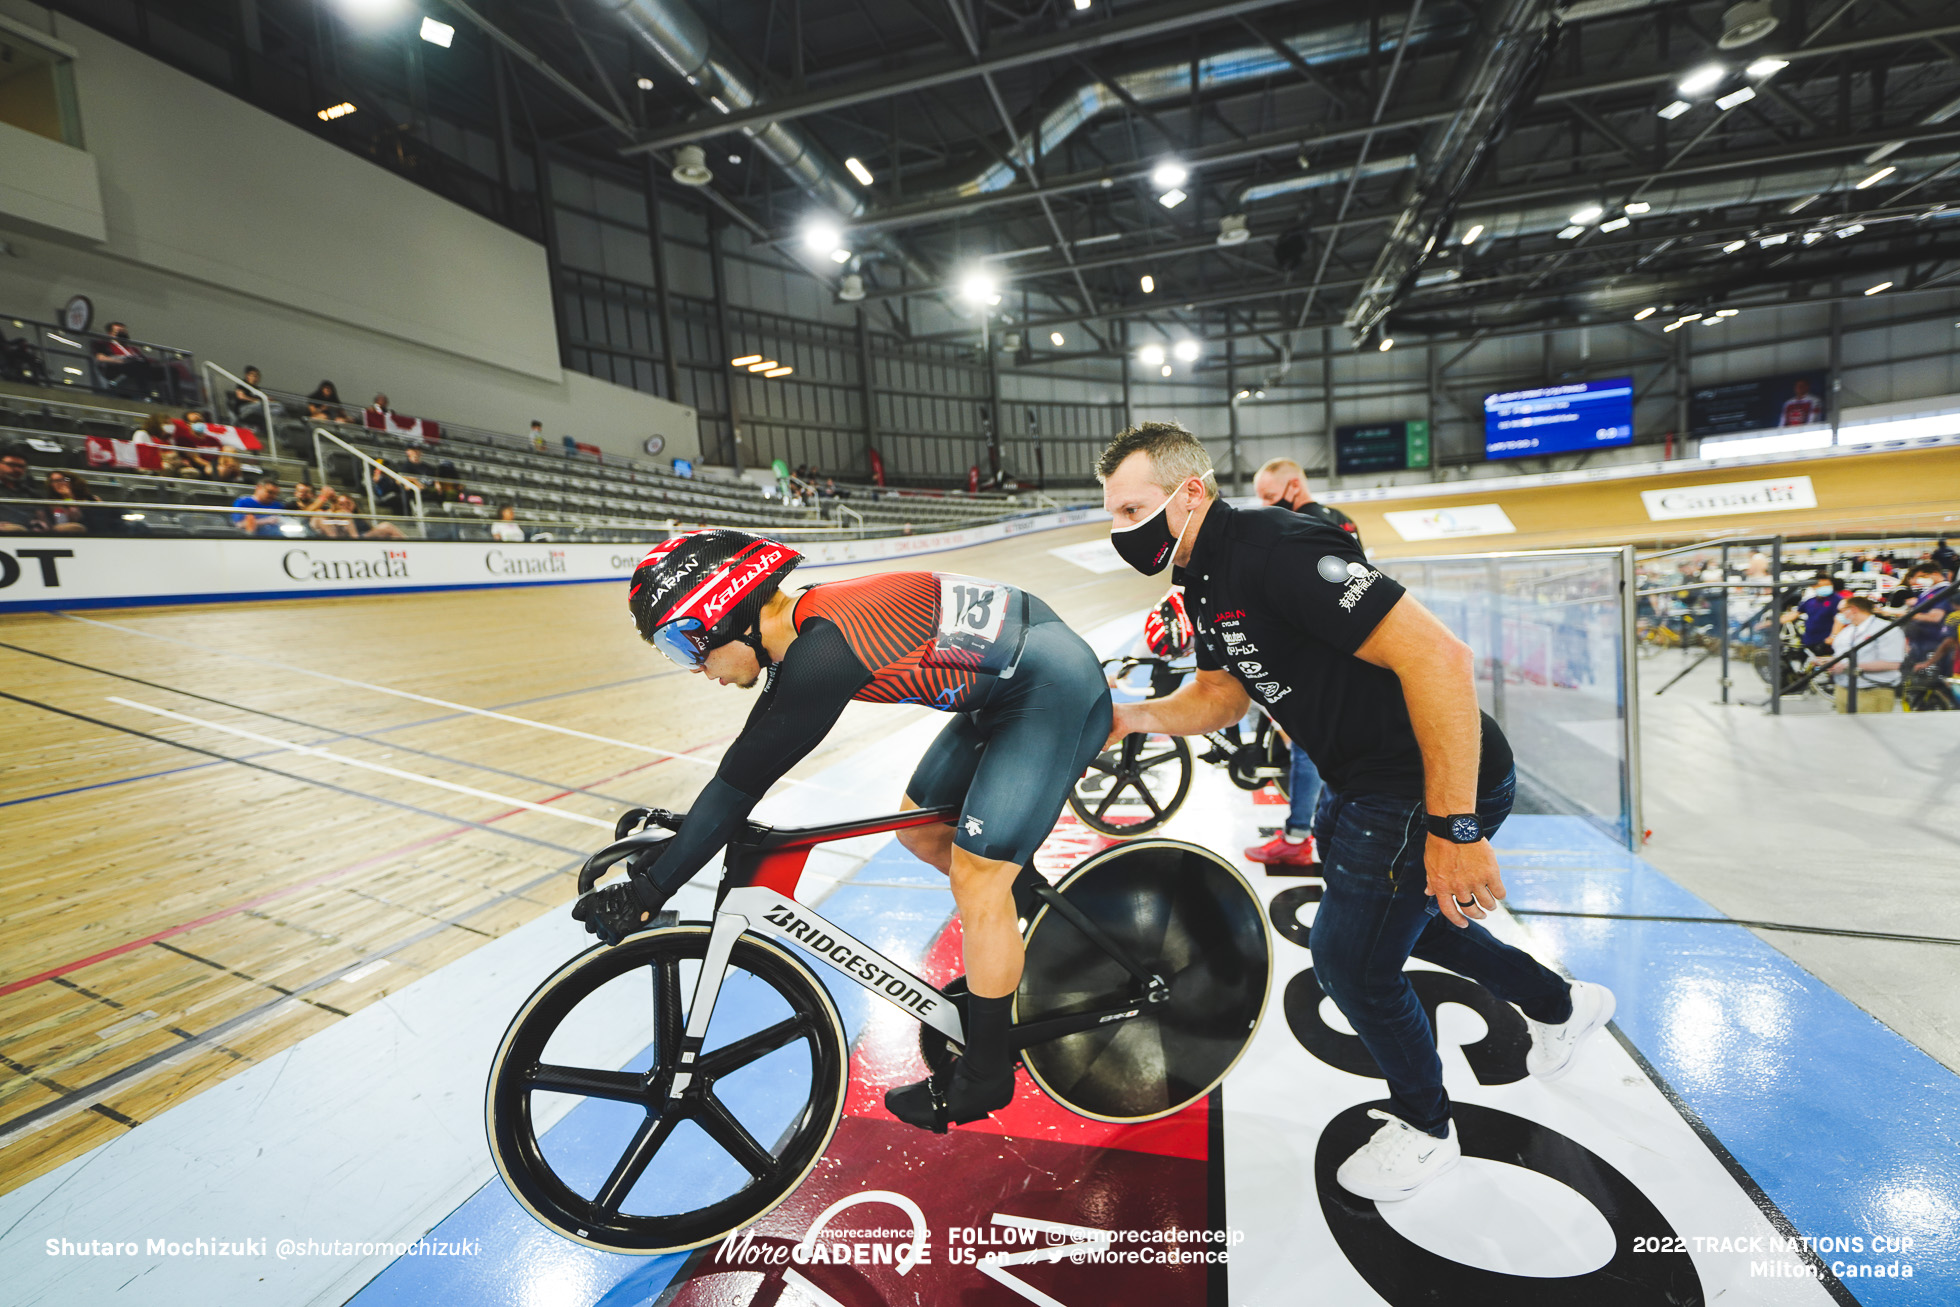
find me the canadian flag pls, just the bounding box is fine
[199,422,263,453]
[86,436,164,471]
[363,410,442,443]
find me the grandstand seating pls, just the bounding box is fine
[2,380,1056,542]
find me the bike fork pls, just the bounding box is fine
[666,908,748,1100]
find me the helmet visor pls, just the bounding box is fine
[651,617,712,669]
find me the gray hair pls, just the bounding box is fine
[1094,421,1219,498]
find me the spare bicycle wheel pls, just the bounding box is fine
[1017,839,1269,1122]
[486,926,847,1253]
[1068,732,1192,836]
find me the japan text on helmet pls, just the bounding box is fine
[630,529,802,668]
[1145,589,1195,659]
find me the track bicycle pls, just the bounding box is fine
[486,803,1270,1253]
[1067,655,1290,837]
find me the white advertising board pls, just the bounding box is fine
[0,508,1105,612]
[1382,503,1518,542]
[1640,475,1818,521]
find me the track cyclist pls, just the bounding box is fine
[571,530,1113,1133]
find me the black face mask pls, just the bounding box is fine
[1110,482,1196,576]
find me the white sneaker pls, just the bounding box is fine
[1526,980,1616,1082]
[1335,1110,1460,1202]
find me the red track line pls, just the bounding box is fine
[0,735,735,999]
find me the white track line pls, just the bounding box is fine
[109,697,614,828]
[66,613,717,766]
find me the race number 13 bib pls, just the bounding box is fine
[922,574,1026,675]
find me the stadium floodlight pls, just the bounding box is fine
[1151,161,1188,190]
[1138,343,1167,367]
[419,16,454,46]
[844,157,875,187]
[1678,64,1725,96]
[957,269,999,306]
[802,219,842,257]
[1173,339,1201,362]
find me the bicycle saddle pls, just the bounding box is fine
[577,808,684,894]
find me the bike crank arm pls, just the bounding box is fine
[1009,1000,1153,1051]
[1028,883,1168,1002]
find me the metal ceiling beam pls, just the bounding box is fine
[445,0,636,139]
[620,0,1320,155]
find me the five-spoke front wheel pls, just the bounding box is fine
[1068,732,1193,836]
[486,926,848,1253]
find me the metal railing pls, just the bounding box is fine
[312,427,422,529]
[203,361,278,460]
[2,312,200,405]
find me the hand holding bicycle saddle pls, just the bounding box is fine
[487,803,1270,1254]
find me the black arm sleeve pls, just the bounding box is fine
[642,618,871,894]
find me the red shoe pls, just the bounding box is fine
[1244,833,1319,869]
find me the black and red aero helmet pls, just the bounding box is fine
[630,529,802,667]
[1145,589,1194,659]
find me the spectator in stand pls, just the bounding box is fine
[91,323,158,398]
[0,445,48,533]
[1779,378,1823,427]
[230,366,285,431]
[306,381,349,424]
[400,446,430,481]
[231,478,287,537]
[43,469,104,535]
[369,460,412,519]
[368,394,393,425]
[1817,595,1904,699]
[1899,565,1953,672]
[430,459,465,504]
[285,482,334,534]
[529,421,546,452]
[1784,576,1842,655]
[1934,539,1959,574]
[211,455,252,486]
[337,491,405,541]
[314,496,355,539]
[140,414,218,475]
[490,505,525,542]
[561,435,578,457]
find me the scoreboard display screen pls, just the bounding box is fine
[1335,419,1431,476]
[1484,378,1634,459]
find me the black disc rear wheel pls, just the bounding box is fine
[486,927,847,1253]
[1016,840,1269,1122]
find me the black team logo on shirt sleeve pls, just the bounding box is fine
[1318,556,1380,612]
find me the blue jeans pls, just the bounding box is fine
[1310,768,1572,1137]
[1285,743,1326,838]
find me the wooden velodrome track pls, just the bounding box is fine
[0,523,1161,1195]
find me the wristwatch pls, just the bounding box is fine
[1425,813,1483,844]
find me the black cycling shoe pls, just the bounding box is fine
[571,881,672,946]
[884,1058,1016,1134]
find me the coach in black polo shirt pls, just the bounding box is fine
[1097,422,1614,1203]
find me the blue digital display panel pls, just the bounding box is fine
[1484,378,1635,459]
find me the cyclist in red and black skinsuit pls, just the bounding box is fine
[573,530,1113,1132]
